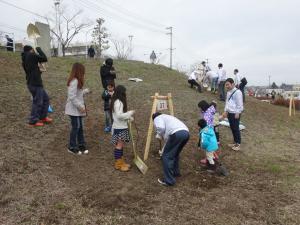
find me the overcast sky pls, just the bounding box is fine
[0,0,299,86]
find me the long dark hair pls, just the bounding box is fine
[110,85,127,113]
[198,100,210,112]
[67,63,85,89]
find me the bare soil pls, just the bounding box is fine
[0,51,299,225]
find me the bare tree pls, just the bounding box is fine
[47,5,91,56]
[111,38,130,60]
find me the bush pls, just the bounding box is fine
[273,98,300,110]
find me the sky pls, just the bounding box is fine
[0,0,299,86]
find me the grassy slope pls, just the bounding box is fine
[0,51,299,225]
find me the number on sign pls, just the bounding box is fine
[157,100,168,111]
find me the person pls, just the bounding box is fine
[87,45,95,59]
[5,35,13,52]
[21,45,52,127]
[222,78,244,151]
[234,69,247,102]
[206,70,218,93]
[188,70,202,92]
[65,63,90,155]
[198,119,219,170]
[110,85,135,172]
[102,81,114,132]
[153,112,190,186]
[100,58,116,89]
[150,50,157,64]
[198,100,215,127]
[217,63,227,101]
[210,101,220,144]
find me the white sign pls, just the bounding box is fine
[157,100,168,111]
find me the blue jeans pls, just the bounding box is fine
[27,85,49,124]
[69,116,85,149]
[162,130,189,185]
[104,110,112,128]
[211,77,218,91]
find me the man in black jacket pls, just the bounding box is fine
[100,58,116,89]
[21,45,52,126]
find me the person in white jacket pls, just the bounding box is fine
[217,63,227,101]
[65,63,90,155]
[110,85,135,172]
[153,113,190,186]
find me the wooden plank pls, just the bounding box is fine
[151,95,169,100]
[144,93,159,161]
[168,93,174,116]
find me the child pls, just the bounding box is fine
[198,119,218,170]
[110,85,135,172]
[65,63,90,155]
[100,58,116,89]
[198,100,215,127]
[210,101,220,144]
[102,81,114,132]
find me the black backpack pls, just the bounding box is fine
[241,77,248,85]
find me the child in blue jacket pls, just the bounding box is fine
[198,119,218,170]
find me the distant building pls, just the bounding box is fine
[266,89,284,95]
[292,85,300,91]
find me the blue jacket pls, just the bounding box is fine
[200,126,218,152]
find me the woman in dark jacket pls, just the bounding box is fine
[100,58,116,89]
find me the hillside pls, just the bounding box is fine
[0,51,299,225]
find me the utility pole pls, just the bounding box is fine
[269,75,271,88]
[54,0,62,56]
[166,26,174,69]
[128,35,133,58]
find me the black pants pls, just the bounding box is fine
[228,113,241,144]
[188,79,201,92]
[27,85,49,124]
[218,81,225,101]
[239,84,246,102]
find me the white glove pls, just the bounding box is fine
[155,134,162,140]
[129,116,134,122]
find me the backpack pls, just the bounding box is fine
[241,77,248,85]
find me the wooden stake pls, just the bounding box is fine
[144,93,159,161]
[168,93,174,116]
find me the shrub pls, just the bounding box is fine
[273,98,300,110]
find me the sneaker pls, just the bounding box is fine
[68,148,82,155]
[232,144,240,151]
[40,117,53,123]
[79,146,89,154]
[227,143,235,148]
[200,158,208,164]
[104,127,111,133]
[157,178,169,186]
[29,121,44,127]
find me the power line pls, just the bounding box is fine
[73,0,165,34]
[0,0,52,21]
[96,0,167,28]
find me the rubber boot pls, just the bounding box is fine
[120,157,131,168]
[114,159,129,172]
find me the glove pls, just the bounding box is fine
[129,116,134,122]
[155,134,162,140]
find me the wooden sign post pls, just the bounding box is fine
[143,93,174,161]
[289,96,296,117]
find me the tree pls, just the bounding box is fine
[92,18,110,58]
[47,4,91,56]
[111,38,130,60]
[271,82,278,89]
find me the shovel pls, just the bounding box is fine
[128,121,148,175]
[27,23,47,71]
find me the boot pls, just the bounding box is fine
[120,157,131,168]
[114,159,129,172]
